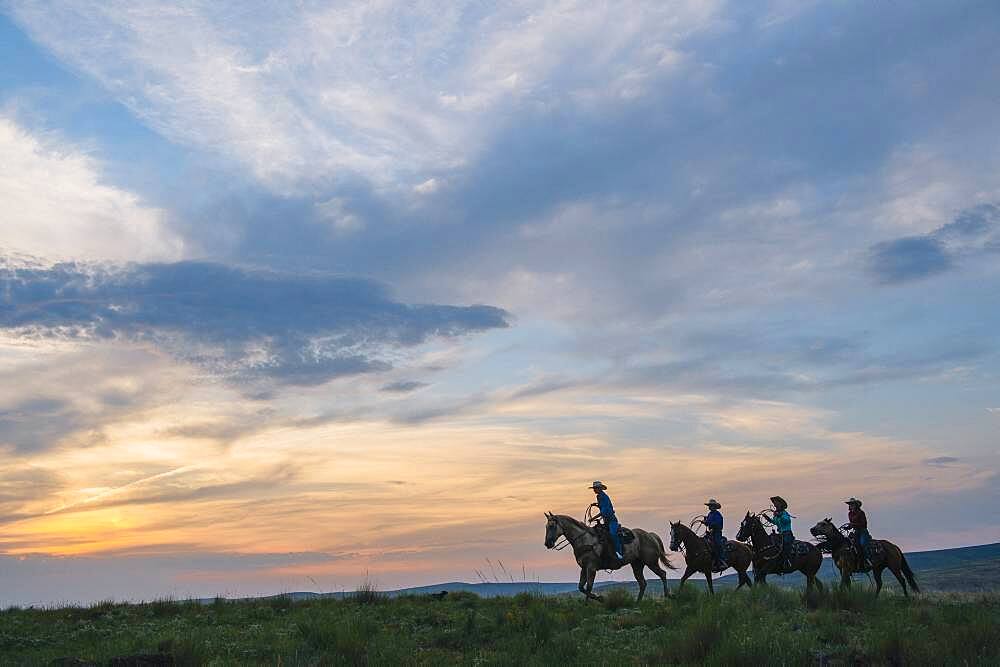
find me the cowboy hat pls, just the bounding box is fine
[590,480,607,490]
[844,497,863,507]
[704,499,722,509]
[770,495,788,510]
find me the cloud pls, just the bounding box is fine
[924,456,959,466]
[868,236,952,284]
[0,115,184,262]
[380,381,429,394]
[0,259,509,388]
[6,0,720,194]
[867,203,1000,284]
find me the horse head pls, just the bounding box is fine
[668,521,683,552]
[810,517,837,540]
[736,511,756,542]
[544,512,562,549]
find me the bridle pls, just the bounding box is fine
[549,515,591,552]
[741,512,781,560]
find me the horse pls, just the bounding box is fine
[668,520,754,593]
[736,511,824,594]
[544,512,675,601]
[810,518,919,596]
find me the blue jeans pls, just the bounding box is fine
[608,519,623,556]
[855,529,871,555]
[780,531,794,564]
[710,530,726,562]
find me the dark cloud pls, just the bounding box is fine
[0,259,509,388]
[0,397,87,453]
[868,203,999,284]
[924,456,960,466]
[379,380,429,394]
[868,236,952,284]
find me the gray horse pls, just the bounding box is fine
[544,512,675,601]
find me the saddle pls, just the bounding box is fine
[764,533,811,574]
[701,533,737,552]
[849,537,882,571]
[594,523,635,567]
[596,522,635,545]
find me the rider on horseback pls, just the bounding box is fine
[844,497,872,569]
[763,495,794,571]
[590,480,624,561]
[704,498,727,570]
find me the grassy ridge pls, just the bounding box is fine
[2,586,998,665]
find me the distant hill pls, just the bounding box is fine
[202,541,1000,603]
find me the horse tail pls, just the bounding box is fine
[654,533,677,570]
[899,550,920,593]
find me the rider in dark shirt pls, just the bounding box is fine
[845,497,872,568]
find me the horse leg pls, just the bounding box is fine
[705,571,715,595]
[738,565,753,589]
[886,552,909,596]
[647,561,669,598]
[872,566,884,597]
[678,565,696,589]
[578,568,588,600]
[889,563,909,596]
[586,566,602,601]
[632,562,647,603]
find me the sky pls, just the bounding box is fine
[0,1,998,606]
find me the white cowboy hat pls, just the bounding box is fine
[704,499,722,509]
[844,497,863,506]
[590,480,607,490]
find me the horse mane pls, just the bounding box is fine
[555,514,591,532]
[672,521,699,538]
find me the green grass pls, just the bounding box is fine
[1,588,997,665]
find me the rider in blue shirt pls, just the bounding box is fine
[704,498,727,569]
[591,481,623,560]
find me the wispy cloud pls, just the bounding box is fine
[7,0,719,194]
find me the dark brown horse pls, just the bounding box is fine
[668,521,753,593]
[544,512,675,601]
[810,518,919,596]
[736,511,824,594]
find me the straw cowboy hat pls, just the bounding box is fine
[845,497,863,507]
[704,499,722,509]
[770,495,788,510]
[590,480,608,490]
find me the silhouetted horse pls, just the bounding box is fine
[736,511,824,594]
[669,521,753,593]
[810,518,919,596]
[544,512,675,601]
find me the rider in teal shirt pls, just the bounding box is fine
[763,495,794,570]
